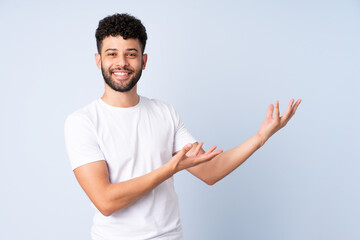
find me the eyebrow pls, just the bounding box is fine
[126,48,138,52]
[104,48,139,53]
[104,48,118,52]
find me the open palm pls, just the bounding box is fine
[171,142,223,173]
[257,99,301,146]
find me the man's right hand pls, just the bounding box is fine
[73,142,222,216]
[169,142,223,174]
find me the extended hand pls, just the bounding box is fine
[170,142,223,174]
[257,99,301,146]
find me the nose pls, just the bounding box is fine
[116,54,129,68]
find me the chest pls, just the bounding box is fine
[95,107,175,180]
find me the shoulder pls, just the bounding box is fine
[141,96,175,112]
[65,100,100,129]
[140,96,181,125]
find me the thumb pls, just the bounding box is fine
[178,143,193,157]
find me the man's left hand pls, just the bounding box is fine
[256,98,302,146]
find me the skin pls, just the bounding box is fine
[94,36,147,107]
[74,35,302,216]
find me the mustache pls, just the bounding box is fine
[110,67,134,73]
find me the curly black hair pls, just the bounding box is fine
[95,13,147,54]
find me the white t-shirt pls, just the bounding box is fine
[64,96,196,240]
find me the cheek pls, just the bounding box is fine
[134,59,144,70]
[101,60,112,70]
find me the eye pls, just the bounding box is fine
[128,53,137,57]
[107,52,116,57]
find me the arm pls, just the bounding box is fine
[185,99,302,185]
[73,143,222,216]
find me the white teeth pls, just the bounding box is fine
[113,72,128,76]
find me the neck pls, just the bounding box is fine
[101,84,140,108]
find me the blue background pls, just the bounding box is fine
[0,0,359,239]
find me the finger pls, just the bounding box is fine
[194,141,204,155]
[266,104,274,118]
[209,149,223,156]
[290,99,302,117]
[205,145,217,154]
[198,149,223,162]
[274,100,280,119]
[280,99,294,122]
[178,143,193,158]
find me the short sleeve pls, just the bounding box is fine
[171,107,197,153]
[64,114,105,170]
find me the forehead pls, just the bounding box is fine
[101,36,141,52]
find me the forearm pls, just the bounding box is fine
[90,162,175,216]
[104,143,222,214]
[76,144,218,216]
[188,133,263,185]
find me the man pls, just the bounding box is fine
[64,13,301,240]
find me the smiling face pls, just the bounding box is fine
[95,36,147,93]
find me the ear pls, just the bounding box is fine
[142,53,148,70]
[95,53,101,69]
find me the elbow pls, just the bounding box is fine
[97,199,123,217]
[204,178,218,186]
[100,210,112,217]
[98,202,114,217]
[100,209,113,217]
[203,175,225,186]
[97,199,129,217]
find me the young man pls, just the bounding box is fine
[64,13,301,240]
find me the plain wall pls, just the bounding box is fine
[0,0,359,239]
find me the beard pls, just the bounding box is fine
[101,64,142,92]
